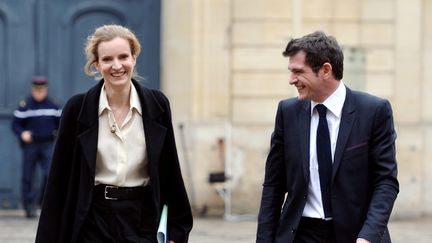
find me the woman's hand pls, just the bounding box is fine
[168,241,175,243]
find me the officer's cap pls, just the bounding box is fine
[32,76,48,87]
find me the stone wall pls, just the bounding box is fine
[162,0,431,218]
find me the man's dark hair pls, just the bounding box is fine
[283,31,344,80]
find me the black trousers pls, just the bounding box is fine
[78,187,157,243]
[293,217,336,243]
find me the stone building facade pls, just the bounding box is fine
[162,0,432,219]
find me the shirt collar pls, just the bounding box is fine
[98,85,109,115]
[310,81,346,118]
[130,84,142,115]
[98,84,143,116]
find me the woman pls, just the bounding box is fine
[36,25,193,243]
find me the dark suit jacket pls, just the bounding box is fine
[36,80,193,243]
[256,87,399,243]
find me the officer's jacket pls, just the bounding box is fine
[12,96,61,145]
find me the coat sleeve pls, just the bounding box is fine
[11,100,28,140]
[256,101,287,242]
[155,91,193,243]
[357,99,399,243]
[35,95,82,243]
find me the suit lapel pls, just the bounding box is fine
[299,101,311,181]
[332,88,356,182]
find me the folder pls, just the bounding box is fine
[157,204,168,243]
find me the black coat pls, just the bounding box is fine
[256,88,399,243]
[36,80,193,243]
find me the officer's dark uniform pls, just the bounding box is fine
[12,77,61,218]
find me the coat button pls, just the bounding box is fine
[303,193,307,199]
[291,228,296,234]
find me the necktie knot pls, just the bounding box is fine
[316,104,327,118]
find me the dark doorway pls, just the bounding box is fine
[0,0,161,208]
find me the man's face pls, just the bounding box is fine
[288,51,326,102]
[31,86,48,102]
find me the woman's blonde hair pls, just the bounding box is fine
[84,25,141,79]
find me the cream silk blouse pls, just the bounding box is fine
[94,84,149,187]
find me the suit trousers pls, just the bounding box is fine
[293,217,336,243]
[78,186,157,243]
[22,142,53,207]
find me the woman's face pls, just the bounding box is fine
[95,37,136,89]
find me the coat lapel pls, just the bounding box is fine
[143,117,166,182]
[77,81,103,176]
[75,80,167,181]
[332,88,356,182]
[132,80,167,188]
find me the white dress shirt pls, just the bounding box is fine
[94,84,149,187]
[302,81,346,219]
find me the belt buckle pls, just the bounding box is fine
[104,185,118,200]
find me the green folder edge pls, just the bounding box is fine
[157,204,168,243]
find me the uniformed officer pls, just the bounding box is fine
[12,76,61,218]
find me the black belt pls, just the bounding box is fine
[93,184,150,200]
[300,217,333,228]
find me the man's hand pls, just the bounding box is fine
[357,238,371,243]
[21,131,32,143]
[168,241,175,243]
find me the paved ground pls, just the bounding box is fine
[1,210,431,243]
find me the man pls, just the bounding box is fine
[256,31,399,243]
[12,76,61,218]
